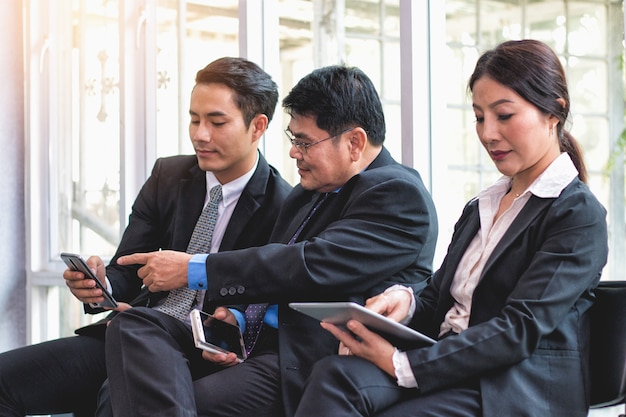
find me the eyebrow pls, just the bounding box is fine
[472,98,515,111]
[286,127,312,140]
[189,110,228,117]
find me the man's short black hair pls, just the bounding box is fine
[283,65,385,146]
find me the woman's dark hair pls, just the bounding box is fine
[468,39,587,182]
[195,57,279,127]
[282,65,386,146]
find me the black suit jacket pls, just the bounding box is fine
[405,178,608,417]
[76,152,292,335]
[202,147,439,416]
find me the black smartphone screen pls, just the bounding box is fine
[196,311,246,360]
[60,252,118,309]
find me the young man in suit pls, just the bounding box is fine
[0,57,292,417]
[104,64,439,417]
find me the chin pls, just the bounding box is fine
[197,160,223,172]
[493,163,515,177]
[299,179,316,190]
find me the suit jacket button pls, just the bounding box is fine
[237,286,245,294]
[228,287,236,295]
[219,288,228,297]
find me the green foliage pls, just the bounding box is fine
[606,128,626,173]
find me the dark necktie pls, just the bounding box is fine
[156,185,223,321]
[243,192,330,354]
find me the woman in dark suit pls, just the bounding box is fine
[293,39,608,417]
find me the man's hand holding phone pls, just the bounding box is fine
[191,307,246,366]
[61,253,118,309]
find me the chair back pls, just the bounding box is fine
[589,280,626,408]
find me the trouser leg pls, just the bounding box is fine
[294,355,409,417]
[0,335,106,417]
[195,326,283,417]
[104,307,214,417]
[295,354,482,417]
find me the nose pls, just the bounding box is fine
[288,143,303,159]
[191,121,211,142]
[479,118,499,144]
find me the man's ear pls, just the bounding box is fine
[250,114,269,141]
[348,127,368,160]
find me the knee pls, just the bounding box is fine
[309,355,363,387]
[107,307,153,331]
[104,307,156,344]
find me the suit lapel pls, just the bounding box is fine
[220,153,269,251]
[173,164,206,251]
[480,196,554,282]
[442,200,481,290]
[282,192,321,242]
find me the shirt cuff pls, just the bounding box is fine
[188,254,209,289]
[392,349,418,388]
[383,284,416,325]
[264,304,278,328]
[104,276,113,296]
[230,308,245,331]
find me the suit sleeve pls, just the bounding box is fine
[203,168,437,304]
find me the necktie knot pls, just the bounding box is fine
[209,184,222,205]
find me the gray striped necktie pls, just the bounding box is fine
[156,184,222,321]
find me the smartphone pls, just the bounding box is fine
[190,309,247,362]
[60,252,118,309]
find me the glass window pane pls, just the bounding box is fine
[345,0,401,160]
[384,0,400,37]
[278,0,315,185]
[384,103,402,159]
[572,115,609,173]
[156,0,239,158]
[446,0,478,47]
[444,45,479,104]
[345,38,382,89]
[382,40,401,101]
[31,286,108,343]
[445,108,482,169]
[478,0,522,48]
[567,1,607,56]
[346,0,380,36]
[568,57,608,114]
[527,1,566,51]
[59,0,121,257]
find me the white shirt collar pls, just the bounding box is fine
[204,153,259,207]
[479,152,578,200]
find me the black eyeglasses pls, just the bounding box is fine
[285,127,354,153]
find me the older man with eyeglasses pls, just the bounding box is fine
[103,64,439,417]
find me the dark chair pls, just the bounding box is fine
[589,280,626,416]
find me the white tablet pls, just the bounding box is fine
[289,301,435,349]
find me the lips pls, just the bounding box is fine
[195,149,216,156]
[490,150,510,161]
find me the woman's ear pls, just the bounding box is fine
[549,97,567,127]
